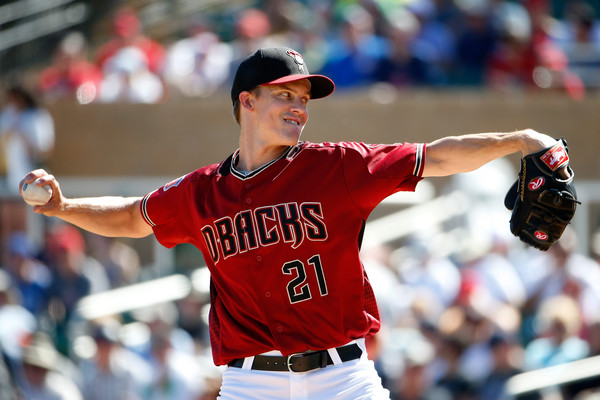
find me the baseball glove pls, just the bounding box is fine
[504,138,579,251]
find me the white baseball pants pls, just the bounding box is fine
[217,339,390,400]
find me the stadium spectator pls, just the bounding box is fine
[551,1,600,89]
[404,0,457,86]
[440,299,496,385]
[45,224,110,297]
[429,334,475,400]
[476,333,523,400]
[79,319,150,400]
[96,7,166,75]
[486,1,537,89]
[228,8,284,83]
[361,243,407,328]
[453,2,497,85]
[131,302,196,357]
[97,46,166,104]
[37,31,103,104]
[176,283,211,352]
[518,228,600,346]
[524,294,589,370]
[396,236,462,310]
[0,268,38,368]
[0,85,54,194]
[378,326,437,399]
[261,0,300,34]
[163,14,234,98]
[377,6,434,87]
[4,231,51,316]
[274,1,330,74]
[461,242,526,309]
[44,224,110,354]
[84,233,141,288]
[527,0,586,99]
[319,4,389,88]
[487,0,584,98]
[140,328,205,400]
[15,331,83,400]
[231,8,276,54]
[0,340,18,400]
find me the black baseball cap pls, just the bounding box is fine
[231,47,335,104]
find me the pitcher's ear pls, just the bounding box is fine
[239,91,253,110]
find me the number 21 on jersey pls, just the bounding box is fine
[282,254,328,304]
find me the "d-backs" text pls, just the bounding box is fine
[201,202,328,263]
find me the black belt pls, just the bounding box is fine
[227,343,363,373]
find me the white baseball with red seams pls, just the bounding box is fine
[21,179,52,206]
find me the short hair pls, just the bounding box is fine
[232,99,241,125]
[232,87,260,125]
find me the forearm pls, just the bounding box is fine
[423,129,557,177]
[21,169,154,238]
[51,196,152,238]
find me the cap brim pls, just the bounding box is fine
[262,74,335,99]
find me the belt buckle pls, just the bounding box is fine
[286,352,305,374]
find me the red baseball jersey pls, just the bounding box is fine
[141,141,425,365]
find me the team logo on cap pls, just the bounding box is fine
[286,50,306,73]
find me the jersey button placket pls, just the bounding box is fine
[240,181,252,206]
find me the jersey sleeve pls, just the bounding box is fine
[341,142,426,215]
[140,173,194,248]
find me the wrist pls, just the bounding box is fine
[518,129,556,156]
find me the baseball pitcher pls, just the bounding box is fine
[20,47,575,400]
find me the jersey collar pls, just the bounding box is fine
[230,146,294,180]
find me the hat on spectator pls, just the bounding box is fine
[21,332,59,371]
[48,225,85,254]
[231,47,335,105]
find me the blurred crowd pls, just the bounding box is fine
[363,226,600,400]
[1,0,600,399]
[0,222,220,400]
[33,0,600,105]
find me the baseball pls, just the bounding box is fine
[21,179,52,206]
